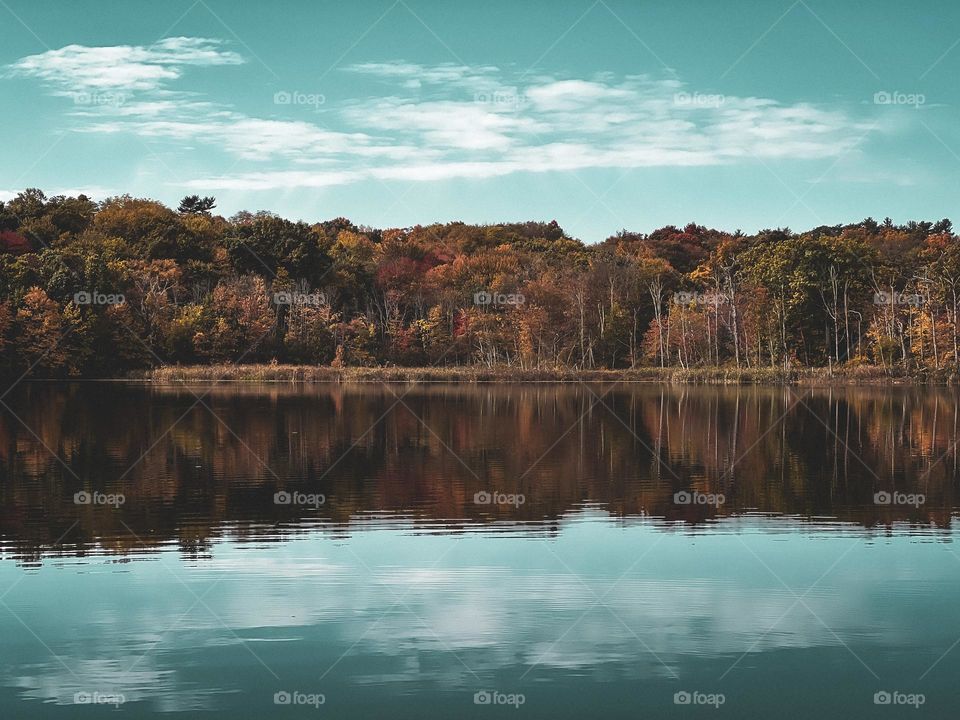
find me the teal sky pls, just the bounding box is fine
[1,0,959,242]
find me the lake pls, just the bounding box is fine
[0,382,957,717]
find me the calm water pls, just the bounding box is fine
[1,382,959,717]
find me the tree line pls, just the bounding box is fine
[0,188,956,376]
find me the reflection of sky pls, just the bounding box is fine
[2,513,960,715]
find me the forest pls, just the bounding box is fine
[0,188,957,377]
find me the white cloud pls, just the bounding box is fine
[5,37,243,93]
[4,46,884,194]
[182,169,360,190]
[344,61,501,91]
[347,98,543,151]
[525,78,638,111]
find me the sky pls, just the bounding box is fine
[1,0,959,243]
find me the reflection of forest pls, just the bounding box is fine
[1,383,957,561]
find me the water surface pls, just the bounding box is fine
[1,382,957,717]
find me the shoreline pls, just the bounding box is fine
[123,364,960,385]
